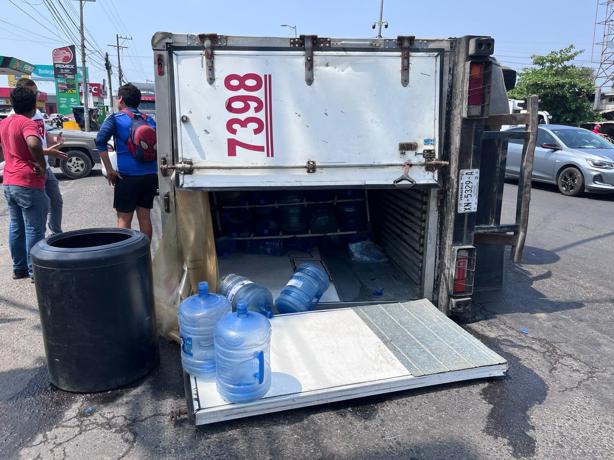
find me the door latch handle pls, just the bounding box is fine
[393,162,416,188]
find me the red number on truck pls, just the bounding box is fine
[224,73,273,157]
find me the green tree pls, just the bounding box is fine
[508,45,597,124]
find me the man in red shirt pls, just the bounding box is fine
[0,86,61,279]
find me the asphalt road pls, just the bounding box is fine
[0,171,613,459]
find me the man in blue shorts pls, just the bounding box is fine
[96,83,157,240]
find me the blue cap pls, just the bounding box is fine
[236,300,248,317]
[198,281,209,296]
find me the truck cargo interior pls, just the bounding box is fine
[211,187,432,310]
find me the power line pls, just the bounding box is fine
[108,34,131,86]
[8,0,62,38]
[108,0,130,34]
[42,0,107,71]
[23,0,62,31]
[0,17,64,43]
[43,0,81,45]
[99,0,148,81]
[99,0,124,35]
[60,0,106,60]
[0,35,66,45]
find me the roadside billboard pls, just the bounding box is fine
[52,45,80,115]
[32,64,86,82]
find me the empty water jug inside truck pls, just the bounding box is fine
[211,188,434,309]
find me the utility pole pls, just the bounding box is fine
[371,0,388,39]
[108,34,131,89]
[105,52,114,113]
[593,0,614,111]
[76,0,95,132]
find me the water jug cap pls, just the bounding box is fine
[236,300,248,317]
[198,281,209,296]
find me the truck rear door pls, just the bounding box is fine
[159,35,442,189]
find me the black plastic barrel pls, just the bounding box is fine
[31,228,159,393]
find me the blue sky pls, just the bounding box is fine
[0,0,600,89]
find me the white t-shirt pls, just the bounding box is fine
[31,110,50,168]
[9,109,50,167]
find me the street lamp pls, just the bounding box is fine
[371,0,388,39]
[280,24,297,38]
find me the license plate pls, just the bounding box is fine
[458,169,480,213]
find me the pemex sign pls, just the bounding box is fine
[52,45,80,116]
[52,46,77,77]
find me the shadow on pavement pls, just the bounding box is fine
[472,330,548,459]
[56,168,103,182]
[520,246,560,265]
[471,259,585,320]
[0,363,74,458]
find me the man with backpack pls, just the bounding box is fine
[96,83,157,240]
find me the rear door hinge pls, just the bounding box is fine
[199,33,219,85]
[397,36,415,87]
[160,158,194,176]
[290,35,332,85]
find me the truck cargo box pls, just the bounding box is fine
[152,33,538,424]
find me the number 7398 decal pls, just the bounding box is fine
[224,73,274,158]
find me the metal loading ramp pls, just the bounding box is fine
[190,299,507,425]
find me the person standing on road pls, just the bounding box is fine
[14,78,67,235]
[0,87,64,279]
[96,83,157,240]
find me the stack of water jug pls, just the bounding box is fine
[178,264,329,404]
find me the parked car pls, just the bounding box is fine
[505,124,614,196]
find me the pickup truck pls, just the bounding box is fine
[0,126,100,181]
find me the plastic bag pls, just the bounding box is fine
[348,240,388,263]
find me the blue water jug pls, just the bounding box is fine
[275,264,330,313]
[219,274,274,318]
[336,202,366,231]
[214,300,272,403]
[297,263,330,300]
[309,206,338,233]
[253,217,279,237]
[221,209,252,237]
[178,281,231,377]
[280,205,307,234]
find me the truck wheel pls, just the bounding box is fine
[557,167,584,196]
[60,150,93,179]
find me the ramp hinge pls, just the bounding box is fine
[290,35,331,85]
[163,192,171,213]
[397,36,415,87]
[160,158,194,176]
[306,160,317,173]
[199,33,219,85]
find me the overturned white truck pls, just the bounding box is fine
[151,33,538,425]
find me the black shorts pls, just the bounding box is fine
[113,174,158,213]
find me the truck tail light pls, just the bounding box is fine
[157,54,165,76]
[452,246,476,296]
[467,62,485,116]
